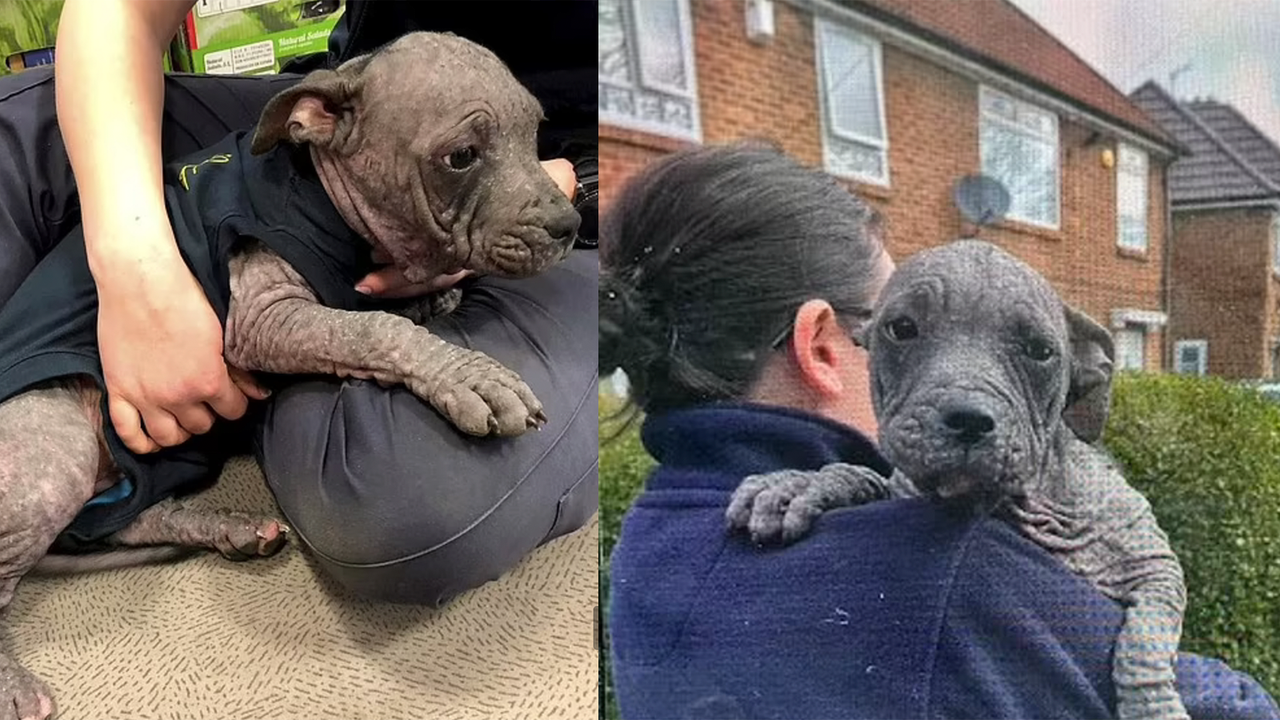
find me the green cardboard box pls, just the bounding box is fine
[0,0,64,76]
[0,0,173,76]
[170,0,345,75]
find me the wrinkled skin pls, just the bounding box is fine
[249,31,580,282]
[726,240,1189,720]
[0,32,576,720]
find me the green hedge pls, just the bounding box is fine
[600,394,653,720]
[599,374,1280,717]
[1105,373,1280,694]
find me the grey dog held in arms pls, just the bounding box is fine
[727,240,1188,720]
[0,32,578,720]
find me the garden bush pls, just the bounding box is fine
[1105,373,1280,696]
[599,393,653,720]
[598,373,1280,717]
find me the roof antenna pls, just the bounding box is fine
[1169,63,1192,99]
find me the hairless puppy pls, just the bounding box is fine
[727,240,1188,720]
[0,32,578,720]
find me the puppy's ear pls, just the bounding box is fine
[250,55,373,155]
[1063,305,1115,443]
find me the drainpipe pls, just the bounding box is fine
[1162,161,1174,372]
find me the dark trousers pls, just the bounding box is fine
[0,67,598,605]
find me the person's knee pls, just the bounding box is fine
[289,464,555,605]
[257,390,578,603]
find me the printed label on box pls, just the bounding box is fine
[231,40,276,72]
[203,39,275,74]
[202,49,234,74]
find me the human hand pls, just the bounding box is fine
[353,158,578,299]
[95,249,271,454]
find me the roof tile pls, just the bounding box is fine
[1131,81,1280,204]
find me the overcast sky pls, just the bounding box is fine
[1011,0,1280,143]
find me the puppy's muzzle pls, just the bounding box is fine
[544,207,580,247]
[939,401,997,446]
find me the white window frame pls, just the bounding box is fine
[1114,326,1146,372]
[1272,217,1280,274]
[1116,143,1149,252]
[598,0,702,142]
[1174,340,1208,376]
[979,86,1061,229]
[814,18,890,186]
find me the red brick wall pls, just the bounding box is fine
[601,0,1169,369]
[1170,208,1276,378]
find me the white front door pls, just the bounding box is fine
[1115,327,1145,372]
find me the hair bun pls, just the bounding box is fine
[600,273,648,377]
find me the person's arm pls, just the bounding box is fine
[937,518,1279,719]
[55,0,269,454]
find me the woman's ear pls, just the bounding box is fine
[790,299,853,399]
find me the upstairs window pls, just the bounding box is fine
[599,0,701,141]
[815,19,889,185]
[1117,143,1149,251]
[980,86,1060,228]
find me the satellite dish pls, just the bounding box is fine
[953,175,1011,231]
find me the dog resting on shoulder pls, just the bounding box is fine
[0,32,578,720]
[726,240,1187,720]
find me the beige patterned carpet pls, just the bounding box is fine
[5,456,598,720]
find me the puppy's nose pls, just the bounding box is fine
[546,209,581,245]
[941,406,996,444]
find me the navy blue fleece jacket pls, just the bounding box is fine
[608,402,1278,719]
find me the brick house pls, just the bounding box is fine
[1131,82,1280,379]
[600,0,1183,370]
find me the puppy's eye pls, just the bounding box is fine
[445,146,478,171]
[884,316,918,341]
[1023,337,1056,362]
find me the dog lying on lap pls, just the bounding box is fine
[0,31,578,720]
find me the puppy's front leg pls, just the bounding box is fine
[224,243,543,437]
[1114,585,1188,720]
[726,464,920,544]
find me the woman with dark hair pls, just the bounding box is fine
[603,143,1278,720]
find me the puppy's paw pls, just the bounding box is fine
[726,464,892,545]
[725,470,827,545]
[209,513,290,561]
[434,352,546,437]
[1115,693,1189,720]
[0,653,55,720]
